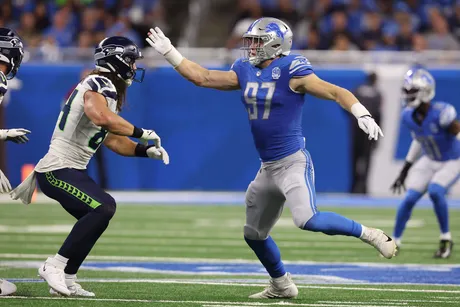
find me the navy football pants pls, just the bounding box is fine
[37,168,116,274]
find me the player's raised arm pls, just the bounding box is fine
[290,73,383,141]
[146,27,239,90]
[83,90,162,147]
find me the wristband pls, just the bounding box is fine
[135,143,154,157]
[164,47,184,68]
[132,126,143,138]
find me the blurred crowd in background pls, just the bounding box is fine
[0,0,460,52]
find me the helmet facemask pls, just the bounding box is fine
[242,33,283,66]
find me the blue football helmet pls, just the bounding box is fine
[0,28,24,80]
[94,36,145,86]
[402,68,435,108]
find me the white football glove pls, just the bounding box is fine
[146,27,184,67]
[357,116,384,141]
[147,146,170,165]
[140,129,161,148]
[0,169,12,193]
[146,27,173,56]
[0,128,31,144]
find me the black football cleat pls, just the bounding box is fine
[433,240,454,259]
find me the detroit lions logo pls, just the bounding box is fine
[266,23,285,41]
[272,67,281,80]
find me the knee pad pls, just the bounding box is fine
[244,225,268,240]
[428,184,447,201]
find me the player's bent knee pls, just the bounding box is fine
[96,195,117,220]
[404,189,423,204]
[292,213,313,229]
[428,184,447,201]
[244,225,268,240]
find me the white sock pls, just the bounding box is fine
[272,273,287,282]
[53,254,69,266]
[359,225,368,238]
[65,274,76,280]
[440,232,452,241]
[394,238,402,247]
[64,274,76,287]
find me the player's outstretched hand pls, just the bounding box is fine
[140,129,161,148]
[146,27,172,56]
[391,176,406,194]
[147,146,170,165]
[0,169,12,193]
[0,128,31,144]
[357,116,384,141]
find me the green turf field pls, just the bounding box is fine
[1,202,459,307]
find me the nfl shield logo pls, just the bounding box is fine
[272,67,281,80]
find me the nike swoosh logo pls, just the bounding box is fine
[385,235,393,242]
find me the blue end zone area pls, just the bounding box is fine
[73,261,460,285]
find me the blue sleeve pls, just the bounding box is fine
[288,56,314,78]
[230,58,242,77]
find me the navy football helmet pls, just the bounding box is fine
[0,28,24,79]
[94,36,145,85]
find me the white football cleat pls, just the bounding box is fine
[50,282,95,297]
[0,279,17,296]
[38,257,70,296]
[361,227,397,259]
[249,273,298,299]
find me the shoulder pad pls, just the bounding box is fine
[230,58,244,71]
[438,103,457,128]
[83,75,117,100]
[287,55,313,77]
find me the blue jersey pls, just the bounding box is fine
[402,102,460,161]
[231,54,313,161]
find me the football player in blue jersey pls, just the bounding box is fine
[146,17,396,299]
[391,68,457,259]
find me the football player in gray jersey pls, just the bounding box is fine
[11,36,169,297]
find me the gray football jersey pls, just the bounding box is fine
[35,75,118,172]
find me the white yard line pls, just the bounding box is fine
[7,278,460,293]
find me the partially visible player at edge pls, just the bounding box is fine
[391,68,457,258]
[11,36,169,297]
[0,27,30,297]
[146,17,397,299]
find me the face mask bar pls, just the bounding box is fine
[402,87,419,102]
[133,67,145,83]
[241,36,267,64]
